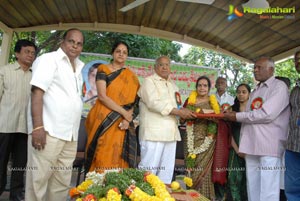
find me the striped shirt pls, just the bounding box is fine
[0,62,32,133]
[236,76,290,157]
[287,82,300,152]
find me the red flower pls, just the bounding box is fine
[83,194,97,201]
[188,191,200,198]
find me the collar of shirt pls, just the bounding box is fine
[56,48,84,73]
[153,72,171,81]
[12,62,32,72]
[255,76,275,90]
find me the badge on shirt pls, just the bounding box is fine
[251,97,263,111]
[221,103,231,111]
[175,92,182,108]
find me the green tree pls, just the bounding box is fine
[183,46,254,95]
[83,32,182,61]
[1,30,182,62]
[275,58,297,88]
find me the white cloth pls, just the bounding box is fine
[138,140,176,184]
[28,48,84,141]
[215,91,234,109]
[138,73,180,141]
[25,134,77,201]
[245,154,282,201]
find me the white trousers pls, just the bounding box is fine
[25,134,77,201]
[138,140,176,184]
[245,155,282,201]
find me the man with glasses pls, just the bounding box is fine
[0,39,37,201]
[285,50,300,201]
[25,28,84,201]
[138,55,195,184]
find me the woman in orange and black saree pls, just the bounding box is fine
[84,41,140,173]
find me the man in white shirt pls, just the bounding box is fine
[215,77,234,111]
[138,55,195,184]
[25,28,84,201]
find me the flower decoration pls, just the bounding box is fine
[183,177,193,187]
[106,188,121,201]
[209,94,220,114]
[185,91,220,169]
[187,91,197,105]
[69,168,175,200]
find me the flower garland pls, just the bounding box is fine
[186,91,220,167]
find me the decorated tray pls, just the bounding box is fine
[195,112,224,119]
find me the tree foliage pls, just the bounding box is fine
[182,46,254,95]
[1,30,296,92]
[1,30,182,62]
[83,32,182,61]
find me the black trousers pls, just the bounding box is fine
[0,133,27,201]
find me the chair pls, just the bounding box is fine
[73,117,87,186]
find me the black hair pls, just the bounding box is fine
[14,39,37,53]
[196,76,211,90]
[232,83,251,112]
[62,28,84,43]
[111,41,129,55]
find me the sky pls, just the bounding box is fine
[176,42,192,57]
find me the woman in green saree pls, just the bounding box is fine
[226,83,250,201]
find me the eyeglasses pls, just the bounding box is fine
[65,39,83,47]
[156,63,170,67]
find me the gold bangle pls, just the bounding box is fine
[33,126,44,132]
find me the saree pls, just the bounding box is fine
[183,101,216,200]
[84,64,139,173]
[226,121,247,201]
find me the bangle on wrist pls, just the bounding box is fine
[33,126,44,132]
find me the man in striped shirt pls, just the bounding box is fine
[0,39,37,201]
[224,57,290,201]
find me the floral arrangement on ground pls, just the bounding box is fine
[69,168,207,201]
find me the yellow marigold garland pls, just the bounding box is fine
[187,91,198,105]
[144,174,175,201]
[106,188,122,201]
[185,91,220,168]
[209,94,220,114]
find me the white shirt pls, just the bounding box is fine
[138,73,181,142]
[28,48,84,141]
[215,91,234,110]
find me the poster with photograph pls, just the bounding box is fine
[81,60,108,117]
